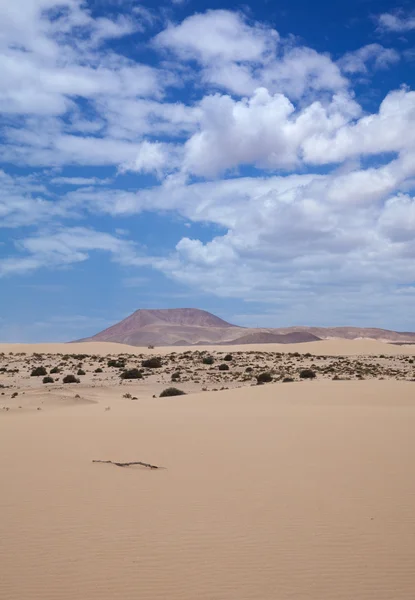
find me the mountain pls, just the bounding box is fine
[78,308,243,346]
[77,308,415,347]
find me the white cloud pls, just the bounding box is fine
[50,176,112,186]
[377,11,415,32]
[154,10,279,64]
[339,44,400,74]
[0,227,143,276]
[1,6,415,327]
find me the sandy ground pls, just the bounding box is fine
[2,337,415,356]
[1,342,415,599]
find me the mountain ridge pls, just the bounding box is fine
[77,308,415,346]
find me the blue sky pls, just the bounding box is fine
[1,0,415,341]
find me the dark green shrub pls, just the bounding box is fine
[159,387,186,397]
[283,377,294,383]
[142,357,162,369]
[77,369,86,376]
[31,366,47,377]
[299,369,316,379]
[120,368,143,380]
[63,374,80,384]
[171,371,181,382]
[245,366,253,372]
[50,366,60,374]
[218,363,229,371]
[94,367,103,373]
[224,354,233,361]
[202,356,214,365]
[108,359,125,368]
[256,372,273,384]
[42,376,54,384]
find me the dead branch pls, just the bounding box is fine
[92,459,161,469]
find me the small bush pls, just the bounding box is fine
[256,372,273,384]
[299,369,316,379]
[77,369,86,376]
[202,356,214,365]
[245,366,253,372]
[94,367,103,373]
[159,387,186,397]
[171,371,181,382]
[31,366,47,377]
[123,393,132,399]
[218,363,229,371]
[43,376,54,384]
[283,377,294,383]
[224,354,233,361]
[50,366,60,374]
[120,368,143,380]
[63,374,80,384]
[108,359,125,368]
[142,357,162,369]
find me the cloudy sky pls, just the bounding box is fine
[1,0,415,341]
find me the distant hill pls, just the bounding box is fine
[77,308,415,347]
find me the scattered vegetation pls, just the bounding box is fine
[299,369,316,379]
[256,372,273,384]
[63,374,80,384]
[159,387,186,397]
[142,357,162,369]
[120,368,143,380]
[42,376,54,384]
[31,366,47,377]
[218,363,230,371]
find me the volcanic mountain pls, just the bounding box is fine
[78,308,415,347]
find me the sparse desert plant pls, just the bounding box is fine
[42,376,54,384]
[94,367,103,373]
[63,374,80,384]
[218,363,229,371]
[159,387,186,397]
[50,366,60,374]
[142,357,162,369]
[77,369,86,376]
[283,377,294,383]
[202,356,214,365]
[120,368,143,380]
[31,366,47,377]
[148,344,155,349]
[123,393,132,399]
[108,359,125,368]
[299,369,316,379]
[224,354,233,361]
[171,371,181,382]
[256,372,273,384]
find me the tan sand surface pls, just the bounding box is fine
[1,379,415,599]
[1,337,415,356]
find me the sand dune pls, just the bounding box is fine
[2,337,415,357]
[1,380,415,599]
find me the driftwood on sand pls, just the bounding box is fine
[92,459,161,469]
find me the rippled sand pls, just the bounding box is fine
[1,379,415,599]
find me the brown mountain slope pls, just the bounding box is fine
[77,308,415,346]
[226,331,321,345]
[78,308,244,346]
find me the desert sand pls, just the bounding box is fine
[1,341,415,599]
[2,337,415,356]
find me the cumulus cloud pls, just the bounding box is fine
[1,6,415,326]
